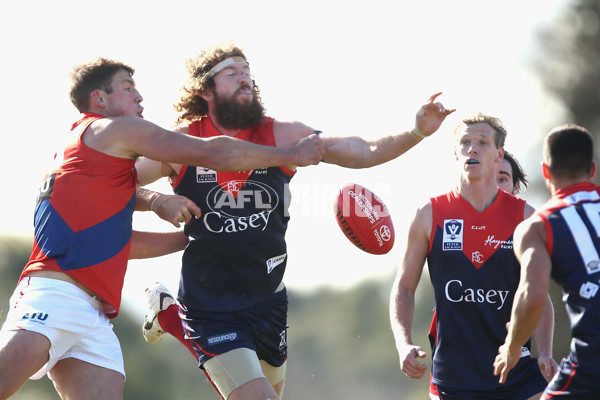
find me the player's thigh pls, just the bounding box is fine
[205,347,278,399]
[229,377,278,400]
[51,357,124,400]
[0,330,50,396]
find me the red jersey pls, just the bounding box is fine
[21,113,137,318]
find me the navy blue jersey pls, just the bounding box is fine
[537,182,600,384]
[428,189,536,390]
[174,117,295,312]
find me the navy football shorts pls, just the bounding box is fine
[435,357,547,400]
[180,288,288,369]
[544,357,599,399]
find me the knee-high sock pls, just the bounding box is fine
[158,304,196,357]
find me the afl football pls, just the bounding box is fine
[334,183,395,254]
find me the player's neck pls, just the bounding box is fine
[458,177,499,213]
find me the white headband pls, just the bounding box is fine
[205,56,248,78]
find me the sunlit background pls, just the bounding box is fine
[0,0,570,304]
[1,0,595,397]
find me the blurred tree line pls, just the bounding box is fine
[0,235,573,400]
[529,0,600,182]
[1,235,431,399]
[1,0,599,397]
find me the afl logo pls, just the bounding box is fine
[206,180,279,218]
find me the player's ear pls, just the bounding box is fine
[90,89,105,108]
[497,147,504,163]
[542,162,551,179]
[200,89,213,101]
[590,162,597,179]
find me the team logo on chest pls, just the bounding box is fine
[443,219,463,250]
[202,175,279,233]
[441,217,515,269]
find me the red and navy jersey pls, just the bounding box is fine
[21,113,137,318]
[427,188,534,390]
[173,117,294,312]
[537,182,600,377]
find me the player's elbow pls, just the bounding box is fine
[196,146,237,171]
[519,286,547,312]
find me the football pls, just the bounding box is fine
[334,183,395,255]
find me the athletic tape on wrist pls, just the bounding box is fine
[411,127,426,138]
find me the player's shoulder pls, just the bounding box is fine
[515,213,545,242]
[91,115,154,137]
[273,119,313,133]
[410,200,433,232]
[173,124,189,134]
[273,119,316,147]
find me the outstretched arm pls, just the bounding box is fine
[322,92,455,168]
[390,203,432,379]
[494,217,552,383]
[129,230,189,259]
[85,116,326,171]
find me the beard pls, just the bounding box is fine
[213,87,265,130]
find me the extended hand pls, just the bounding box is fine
[537,355,558,383]
[291,133,326,166]
[414,92,456,138]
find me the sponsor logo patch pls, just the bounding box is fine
[267,254,287,274]
[20,312,49,325]
[207,332,238,346]
[196,167,217,183]
[279,329,287,350]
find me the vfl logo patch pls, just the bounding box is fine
[196,167,217,183]
[443,219,463,250]
[207,332,238,346]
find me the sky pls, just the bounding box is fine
[0,0,570,314]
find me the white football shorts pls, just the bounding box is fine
[0,276,125,380]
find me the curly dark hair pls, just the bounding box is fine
[174,43,261,124]
[503,150,528,191]
[69,57,135,113]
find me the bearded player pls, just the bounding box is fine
[135,43,454,400]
